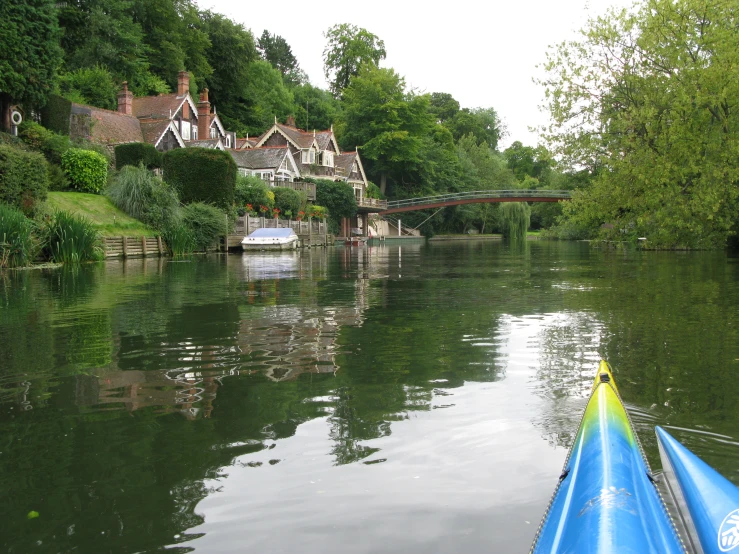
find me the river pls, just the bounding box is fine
[1,241,738,553]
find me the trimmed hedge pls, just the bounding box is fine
[62,148,108,193]
[315,179,357,234]
[41,94,73,135]
[114,143,163,170]
[163,148,236,209]
[0,144,49,214]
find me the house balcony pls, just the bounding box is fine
[356,197,387,213]
[265,180,316,201]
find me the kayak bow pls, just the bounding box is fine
[531,361,685,553]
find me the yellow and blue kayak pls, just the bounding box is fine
[531,360,739,553]
[530,361,685,553]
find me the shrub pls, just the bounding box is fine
[107,165,180,230]
[40,94,73,135]
[0,144,49,215]
[62,148,108,193]
[48,164,71,191]
[272,186,304,218]
[315,179,357,234]
[114,143,163,170]
[306,204,328,219]
[42,134,73,165]
[234,175,274,213]
[181,203,228,251]
[163,148,236,209]
[43,210,102,263]
[366,182,383,200]
[58,66,118,111]
[18,121,54,151]
[0,204,35,268]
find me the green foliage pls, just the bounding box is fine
[539,0,739,248]
[272,187,304,218]
[234,175,274,212]
[61,148,108,194]
[0,0,62,108]
[40,95,72,136]
[0,144,49,214]
[315,179,356,234]
[181,202,227,251]
[306,204,328,219]
[365,182,383,199]
[258,30,305,85]
[48,164,71,191]
[500,202,531,241]
[107,165,180,230]
[114,143,163,170]
[446,107,504,151]
[162,147,236,209]
[292,84,341,132]
[240,61,296,135]
[323,23,386,97]
[161,222,195,256]
[42,210,102,263]
[57,66,118,110]
[42,134,73,165]
[0,203,35,268]
[18,121,54,150]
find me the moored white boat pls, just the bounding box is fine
[241,228,298,250]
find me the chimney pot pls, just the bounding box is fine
[177,71,190,97]
[197,88,212,141]
[117,81,133,116]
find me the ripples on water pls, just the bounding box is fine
[0,243,737,553]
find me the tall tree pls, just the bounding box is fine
[292,84,341,131]
[257,30,305,85]
[337,66,434,195]
[0,0,62,122]
[540,0,739,248]
[323,24,386,97]
[446,107,504,150]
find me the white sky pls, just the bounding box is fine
[201,0,632,148]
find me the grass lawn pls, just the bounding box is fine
[46,192,156,237]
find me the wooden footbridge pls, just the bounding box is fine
[379,190,571,215]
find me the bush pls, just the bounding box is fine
[306,204,328,219]
[181,203,228,251]
[40,94,73,135]
[58,66,118,111]
[62,148,108,193]
[107,165,180,230]
[366,182,384,200]
[272,186,304,218]
[163,148,236,209]
[42,134,73,165]
[315,179,357,234]
[114,143,162,171]
[48,164,71,191]
[162,223,195,256]
[42,210,102,263]
[18,121,54,150]
[234,175,274,213]
[0,204,35,268]
[0,144,49,215]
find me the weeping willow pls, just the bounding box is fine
[500,202,531,241]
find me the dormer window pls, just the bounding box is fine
[210,126,217,139]
[352,161,359,174]
[322,151,334,167]
[302,149,316,164]
[181,121,191,140]
[225,135,231,148]
[192,126,198,140]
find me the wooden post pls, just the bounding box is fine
[245,213,250,235]
[157,236,163,255]
[323,218,327,246]
[122,236,128,258]
[142,236,147,257]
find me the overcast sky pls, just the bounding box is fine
[201,0,632,148]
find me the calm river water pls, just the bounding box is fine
[1,241,738,553]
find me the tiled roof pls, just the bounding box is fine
[187,139,222,149]
[275,123,315,149]
[334,152,357,174]
[83,106,144,145]
[235,138,257,149]
[139,119,172,146]
[230,147,289,170]
[132,94,187,120]
[315,130,334,151]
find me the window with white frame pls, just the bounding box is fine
[181,121,191,140]
[192,126,198,140]
[210,126,217,139]
[238,168,248,176]
[323,151,334,167]
[225,135,231,148]
[301,149,316,164]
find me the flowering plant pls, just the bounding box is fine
[272,208,281,218]
[259,205,269,214]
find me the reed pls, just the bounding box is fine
[162,223,195,257]
[0,203,34,268]
[46,210,102,263]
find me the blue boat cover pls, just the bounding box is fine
[247,228,296,238]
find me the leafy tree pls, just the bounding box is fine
[314,179,357,234]
[257,30,305,85]
[503,141,553,186]
[240,60,295,135]
[446,107,504,150]
[540,0,739,248]
[337,66,434,195]
[323,24,386,97]
[0,0,62,118]
[292,84,341,131]
[429,92,460,124]
[58,66,118,110]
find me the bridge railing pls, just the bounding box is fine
[385,190,571,209]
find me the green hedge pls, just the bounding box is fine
[315,179,357,234]
[0,144,49,214]
[41,94,72,135]
[61,148,108,193]
[114,143,163,170]
[163,148,236,209]
[272,186,304,218]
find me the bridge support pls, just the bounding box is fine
[361,213,368,237]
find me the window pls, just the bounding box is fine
[323,151,334,167]
[181,121,191,140]
[352,161,359,174]
[192,126,198,140]
[302,149,316,164]
[225,135,231,148]
[238,168,248,176]
[210,126,217,139]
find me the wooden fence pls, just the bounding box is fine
[226,215,330,249]
[104,236,167,258]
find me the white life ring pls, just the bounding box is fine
[11,110,22,126]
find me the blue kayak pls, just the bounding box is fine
[531,361,739,553]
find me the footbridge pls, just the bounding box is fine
[379,190,571,215]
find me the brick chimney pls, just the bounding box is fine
[286,115,296,127]
[117,81,133,116]
[198,89,211,140]
[177,71,189,96]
